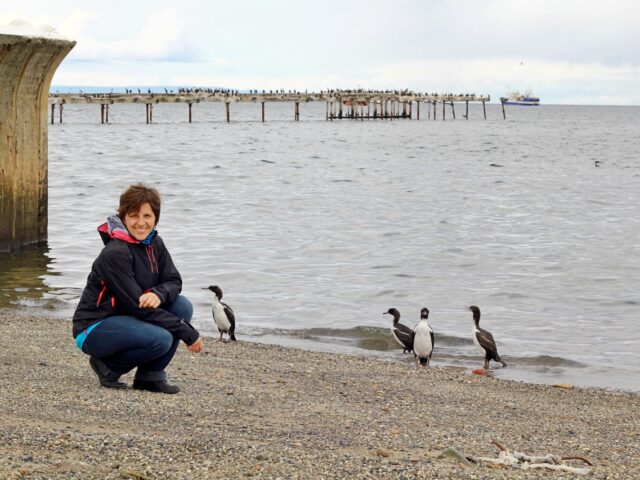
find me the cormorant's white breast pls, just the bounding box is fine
[413,307,434,366]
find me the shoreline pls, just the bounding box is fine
[1,311,639,479]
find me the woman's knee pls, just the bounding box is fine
[166,295,193,322]
[147,328,174,355]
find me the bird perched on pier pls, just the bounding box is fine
[467,306,507,369]
[204,285,236,342]
[384,308,414,354]
[413,307,434,366]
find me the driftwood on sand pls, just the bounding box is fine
[469,440,593,475]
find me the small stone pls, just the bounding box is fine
[375,448,390,457]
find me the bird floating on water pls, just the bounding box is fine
[413,307,434,366]
[204,285,236,342]
[467,305,507,369]
[384,308,414,354]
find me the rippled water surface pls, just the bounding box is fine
[2,102,639,391]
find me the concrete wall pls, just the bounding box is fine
[0,31,75,251]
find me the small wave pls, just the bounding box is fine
[252,325,474,351]
[599,299,639,306]
[374,289,395,297]
[520,355,586,368]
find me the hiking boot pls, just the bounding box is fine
[133,379,180,394]
[89,357,128,389]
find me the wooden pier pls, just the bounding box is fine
[47,91,492,124]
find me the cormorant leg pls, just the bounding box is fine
[484,358,490,370]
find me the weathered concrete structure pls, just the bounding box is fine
[0,24,75,251]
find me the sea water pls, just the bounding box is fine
[1,101,638,391]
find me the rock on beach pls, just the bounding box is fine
[1,310,638,479]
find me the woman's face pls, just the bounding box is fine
[124,202,156,241]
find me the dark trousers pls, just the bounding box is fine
[81,295,193,381]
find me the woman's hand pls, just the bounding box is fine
[139,291,161,309]
[187,337,204,353]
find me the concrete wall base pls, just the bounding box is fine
[0,28,75,251]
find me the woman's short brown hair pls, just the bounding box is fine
[118,183,161,224]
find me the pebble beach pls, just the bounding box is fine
[1,310,638,479]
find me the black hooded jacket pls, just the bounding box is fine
[72,216,200,345]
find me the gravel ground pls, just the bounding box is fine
[0,310,638,479]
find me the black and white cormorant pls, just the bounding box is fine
[467,305,507,369]
[383,308,414,353]
[204,285,237,342]
[413,307,434,366]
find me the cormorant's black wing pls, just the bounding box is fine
[394,322,415,350]
[222,302,236,339]
[477,328,500,360]
[429,329,435,359]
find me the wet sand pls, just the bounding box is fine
[1,310,638,479]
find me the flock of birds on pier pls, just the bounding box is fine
[54,87,485,99]
[385,305,507,370]
[204,284,506,371]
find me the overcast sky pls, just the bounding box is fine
[2,0,640,105]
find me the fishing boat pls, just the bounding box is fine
[500,90,540,106]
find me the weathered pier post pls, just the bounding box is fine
[59,103,63,123]
[262,102,266,122]
[416,101,420,120]
[188,102,192,123]
[482,101,487,120]
[50,104,55,124]
[225,101,230,122]
[0,26,75,251]
[501,100,506,120]
[451,101,456,120]
[465,100,469,120]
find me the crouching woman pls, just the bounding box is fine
[72,183,203,394]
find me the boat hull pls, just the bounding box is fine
[500,96,540,106]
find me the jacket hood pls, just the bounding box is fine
[98,215,157,246]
